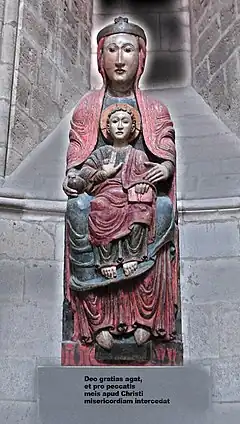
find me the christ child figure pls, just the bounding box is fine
[69,104,161,279]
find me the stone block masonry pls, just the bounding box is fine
[179,206,240,405]
[0,0,93,177]
[0,0,19,182]
[91,0,191,89]
[0,199,65,422]
[189,0,240,138]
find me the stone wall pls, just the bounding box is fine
[0,0,93,421]
[189,0,240,138]
[91,0,191,89]
[180,204,240,414]
[0,0,19,182]
[0,0,92,177]
[0,198,65,423]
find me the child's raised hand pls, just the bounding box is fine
[102,162,123,177]
[102,151,122,177]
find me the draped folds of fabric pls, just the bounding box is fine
[64,87,179,345]
[79,145,156,247]
[71,244,176,344]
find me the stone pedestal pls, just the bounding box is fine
[95,336,152,363]
[61,339,183,366]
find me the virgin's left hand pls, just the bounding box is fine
[144,163,169,184]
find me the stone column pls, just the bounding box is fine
[0,0,19,180]
[0,0,93,179]
[189,0,240,138]
[0,0,93,422]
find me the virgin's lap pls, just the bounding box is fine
[90,189,127,211]
[67,193,173,236]
[66,193,174,289]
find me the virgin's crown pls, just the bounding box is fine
[97,16,146,44]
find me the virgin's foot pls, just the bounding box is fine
[134,328,151,346]
[101,266,117,279]
[123,261,137,276]
[95,330,113,350]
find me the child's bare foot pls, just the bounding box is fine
[123,261,137,276]
[101,266,117,279]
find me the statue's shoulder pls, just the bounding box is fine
[140,91,170,117]
[72,90,102,120]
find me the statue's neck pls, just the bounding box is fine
[112,142,129,149]
[106,83,135,98]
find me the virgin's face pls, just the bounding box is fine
[102,33,139,85]
[108,111,134,143]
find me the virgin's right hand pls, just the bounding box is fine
[62,172,78,197]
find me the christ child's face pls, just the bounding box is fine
[108,110,134,144]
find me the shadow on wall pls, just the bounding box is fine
[99,0,187,85]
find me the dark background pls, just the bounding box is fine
[99,0,186,85]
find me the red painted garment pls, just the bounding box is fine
[67,89,175,171]
[81,146,156,246]
[65,90,178,342]
[67,34,176,212]
[64,35,178,344]
[73,243,175,343]
[66,88,176,208]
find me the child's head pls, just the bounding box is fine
[106,106,136,144]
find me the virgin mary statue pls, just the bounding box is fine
[62,17,179,356]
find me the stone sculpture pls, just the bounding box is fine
[62,17,180,365]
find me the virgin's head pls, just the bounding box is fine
[97,17,147,89]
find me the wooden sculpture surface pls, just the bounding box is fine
[62,17,178,351]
